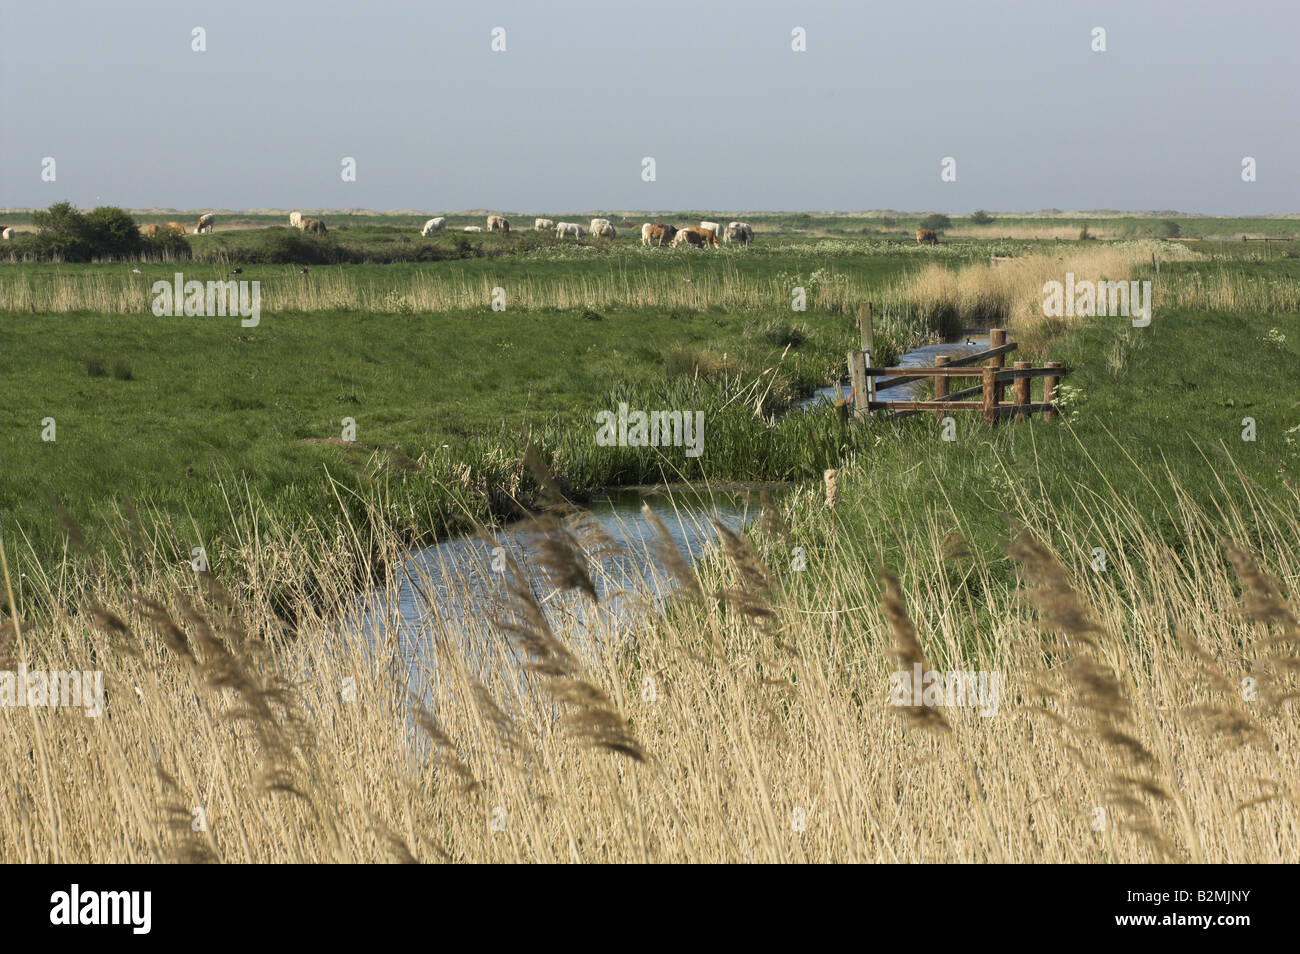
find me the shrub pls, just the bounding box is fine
[85,207,142,257]
[919,213,951,232]
[28,202,142,261]
[1079,224,1092,240]
[1160,219,1181,238]
[970,210,995,225]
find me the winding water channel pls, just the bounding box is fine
[343,334,991,685]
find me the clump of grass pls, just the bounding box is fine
[758,320,808,349]
[111,359,133,380]
[83,356,107,377]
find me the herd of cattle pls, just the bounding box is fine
[0,214,938,247]
[416,214,756,247]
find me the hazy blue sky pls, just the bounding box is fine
[1,0,1295,214]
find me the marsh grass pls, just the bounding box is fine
[1,432,1297,862]
[878,241,1300,354]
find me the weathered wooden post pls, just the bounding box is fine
[1043,361,1061,422]
[857,302,876,411]
[933,355,950,419]
[848,350,869,421]
[982,366,997,426]
[858,302,874,354]
[989,328,1007,403]
[1013,360,1031,422]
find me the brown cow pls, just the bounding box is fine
[146,224,161,238]
[915,228,938,245]
[641,222,677,247]
[303,218,327,234]
[167,222,187,236]
[671,226,718,249]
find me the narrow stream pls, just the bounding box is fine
[794,332,991,410]
[343,332,992,687]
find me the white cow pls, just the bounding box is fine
[724,221,754,244]
[422,217,446,235]
[1,227,13,240]
[592,220,616,238]
[590,218,612,235]
[700,221,721,237]
[464,225,485,232]
[289,211,303,229]
[195,212,216,234]
[534,218,554,231]
[487,214,510,234]
[554,222,585,239]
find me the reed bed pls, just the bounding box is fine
[877,241,1300,353]
[2,439,1296,863]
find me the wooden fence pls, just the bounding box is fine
[846,307,1070,425]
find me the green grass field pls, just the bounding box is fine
[3,215,1299,616]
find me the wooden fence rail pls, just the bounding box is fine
[846,312,1069,425]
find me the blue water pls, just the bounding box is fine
[795,333,991,410]
[339,487,767,692]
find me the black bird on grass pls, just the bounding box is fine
[299,267,309,275]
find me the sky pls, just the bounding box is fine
[1,0,1296,214]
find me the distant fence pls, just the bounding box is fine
[846,311,1070,425]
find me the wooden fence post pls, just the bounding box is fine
[989,328,1007,403]
[982,367,997,426]
[858,302,874,355]
[933,355,950,419]
[1013,360,1030,422]
[848,350,868,421]
[1043,361,1061,422]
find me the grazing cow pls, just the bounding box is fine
[641,222,677,247]
[303,218,327,234]
[289,212,303,228]
[590,218,612,236]
[593,221,616,239]
[724,224,753,245]
[916,228,939,245]
[554,222,585,239]
[487,215,510,234]
[672,227,717,249]
[464,225,485,232]
[725,221,754,243]
[167,222,187,236]
[145,224,160,238]
[421,217,446,235]
[534,218,554,231]
[196,213,215,234]
[700,221,721,238]
[1,227,14,240]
